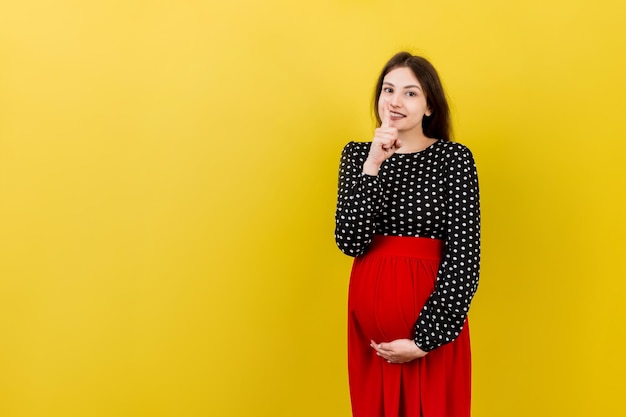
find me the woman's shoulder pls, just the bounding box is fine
[341,141,371,158]
[435,140,475,160]
[436,140,472,152]
[342,141,371,151]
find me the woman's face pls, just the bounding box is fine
[378,66,431,135]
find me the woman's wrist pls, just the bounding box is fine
[362,159,381,176]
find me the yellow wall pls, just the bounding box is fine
[1,0,625,416]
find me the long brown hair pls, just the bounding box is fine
[373,52,452,141]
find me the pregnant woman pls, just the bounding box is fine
[334,52,481,417]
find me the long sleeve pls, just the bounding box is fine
[334,142,383,257]
[413,145,481,352]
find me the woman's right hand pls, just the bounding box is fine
[363,100,401,176]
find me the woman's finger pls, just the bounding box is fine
[381,100,391,128]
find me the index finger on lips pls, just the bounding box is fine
[381,100,391,128]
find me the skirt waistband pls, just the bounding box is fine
[364,235,443,260]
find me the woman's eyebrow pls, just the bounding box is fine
[383,81,422,90]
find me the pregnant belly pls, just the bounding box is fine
[348,255,437,342]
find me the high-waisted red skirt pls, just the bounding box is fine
[348,235,471,417]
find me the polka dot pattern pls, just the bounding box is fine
[334,140,481,351]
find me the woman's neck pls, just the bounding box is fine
[396,131,437,154]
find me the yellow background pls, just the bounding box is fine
[1,0,625,416]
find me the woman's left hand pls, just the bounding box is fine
[370,339,428,364]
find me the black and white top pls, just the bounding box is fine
[335,140,481,352]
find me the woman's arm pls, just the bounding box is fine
[334,142,384,257]
[413,144,481,352]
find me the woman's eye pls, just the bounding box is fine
[406,91,417,97]
[383,87,393,93]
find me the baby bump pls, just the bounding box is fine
[348,254,438,342]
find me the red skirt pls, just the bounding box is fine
[348,235,471,417]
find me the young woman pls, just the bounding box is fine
[335,52,480,417]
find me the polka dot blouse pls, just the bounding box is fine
[334,140,481,352]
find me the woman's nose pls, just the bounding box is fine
[389,93,402,107]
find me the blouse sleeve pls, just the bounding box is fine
[334,142,383,257]
[413,145,481,352]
